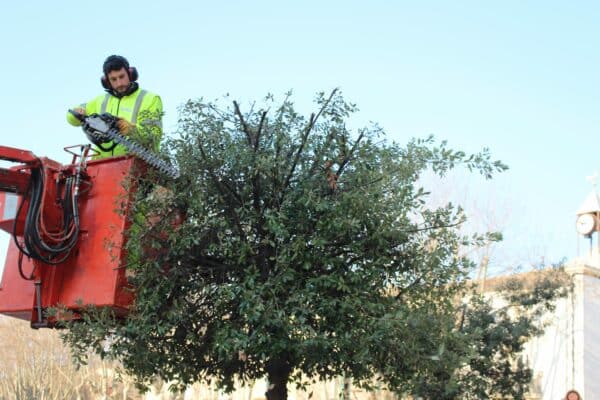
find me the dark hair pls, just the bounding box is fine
[103,55,130,76]
[565,389,582,400]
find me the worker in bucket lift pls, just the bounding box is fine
[66,55,163,158]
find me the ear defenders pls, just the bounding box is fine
[100,66,139,90]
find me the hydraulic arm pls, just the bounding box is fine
[0,145,37,194]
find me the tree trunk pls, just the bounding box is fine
[265,358,291,400]
[342,376,351,400]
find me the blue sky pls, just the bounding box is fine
[0,1,599,275]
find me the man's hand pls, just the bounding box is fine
[116,119,134,135]
[73,107,86,117]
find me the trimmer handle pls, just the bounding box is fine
[68,109,85,122]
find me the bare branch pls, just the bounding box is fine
[233,101,254,147]
[279,89,339,202]
[255,111,268,153]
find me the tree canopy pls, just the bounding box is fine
[60,90,568,400]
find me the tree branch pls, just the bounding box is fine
[197,140,243,205]
[281,112,315,191]
[335,130,365,179]
[233,101,254,147]
[279,89,339,203]
[255,111,267,153]
[381,220,465,236]
[196,140,247,242]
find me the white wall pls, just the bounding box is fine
[582,272,600,397]
[524,294,573,400]
[523,258,600,400]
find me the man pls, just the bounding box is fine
[67,55,163,158]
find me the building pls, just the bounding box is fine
[521,184,600,400]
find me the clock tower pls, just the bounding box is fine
[575,174,600,259]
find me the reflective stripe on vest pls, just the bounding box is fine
[99,90,147,123]
[131,90,147,124]
[100,94,110,114]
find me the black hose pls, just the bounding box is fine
[12,164,81,265]
[17,251,34,281]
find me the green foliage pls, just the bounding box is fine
[59,90,567,400]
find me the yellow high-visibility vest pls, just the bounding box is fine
[67,88,163,158]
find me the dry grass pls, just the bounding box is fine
[0,315,140,400]
[0,315,397,399]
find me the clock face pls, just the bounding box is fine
[576,213,596,235]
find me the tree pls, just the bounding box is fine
[60,90,566,399]
[390,267,570,399]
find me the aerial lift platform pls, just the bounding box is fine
[0,113,178,328]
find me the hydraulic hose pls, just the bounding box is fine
[12,164,81,265]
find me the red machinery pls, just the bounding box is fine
[0,145,139,328]
[0,113,178,328]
